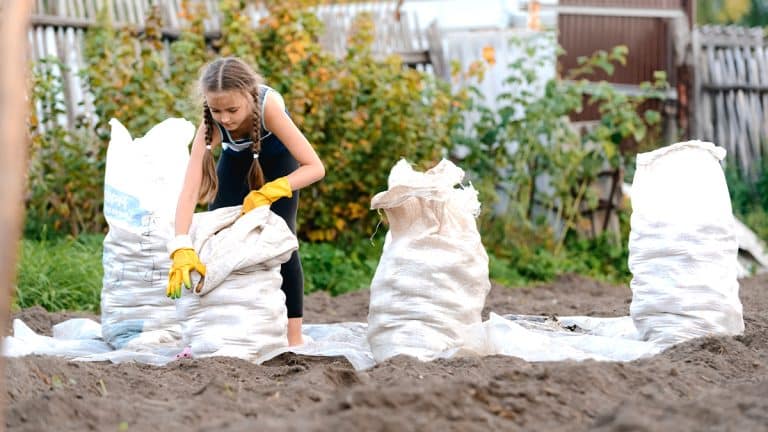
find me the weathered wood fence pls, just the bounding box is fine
[693,25,768,180]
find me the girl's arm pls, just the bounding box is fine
[174,121,219,235]
[263,91,325,189]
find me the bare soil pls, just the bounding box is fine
[5,273,767,431]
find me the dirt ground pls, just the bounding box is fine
[5,273,767,432]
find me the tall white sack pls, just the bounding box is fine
[628,141,744,348]
[367,159,491,363]
[101,118,193,349]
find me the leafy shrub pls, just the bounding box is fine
[26,58,103,238]
[82,4,207,140]
[726,159,768,242]
[30,1,459,246]
[301,237,384,295]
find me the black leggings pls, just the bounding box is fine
[209,147,304,318]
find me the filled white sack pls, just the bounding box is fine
[367,159,491,362]
[628,141,744,348]
[176,205,297,360]
[101,118,193,349]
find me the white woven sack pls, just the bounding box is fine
[176,205,297,360]
[101,118,193,349]
[367,159,491,362]
[628,141,744,348]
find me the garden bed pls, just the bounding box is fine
[6,273,767,431]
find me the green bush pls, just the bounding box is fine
[301,237,384,296]
[29,1,458,244]
[726,160,768,242]
[15,233,104,312]
[26,58,104,238]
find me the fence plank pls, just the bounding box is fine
[694,25,767,181]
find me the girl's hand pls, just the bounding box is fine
[166,235,206,299]
[241,177,292,214]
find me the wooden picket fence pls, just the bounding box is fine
[693,25,768,181]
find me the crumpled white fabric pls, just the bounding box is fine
[367,159,491,362]
[176,205,298,360]
[3,313,662,370]
[628,141,744,347]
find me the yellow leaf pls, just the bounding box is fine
[285,40,306,65]
[348,202,366,219]
[481,45,496,65]
[307,229,325,242]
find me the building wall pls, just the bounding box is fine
[556,0,694,127]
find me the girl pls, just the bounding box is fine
[166,57,325,346]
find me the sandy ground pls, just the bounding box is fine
[5,273,767,432]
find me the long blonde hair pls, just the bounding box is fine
[198,57,265,203]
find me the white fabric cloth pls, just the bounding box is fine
[176,205,298,360]
[367,159,491,362]
[628,141,744,347]
[3,313,662,370]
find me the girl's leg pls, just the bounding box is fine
[288,319,303,346]
[220,146,305,345]
[264,153,305,345]
[280,250,305,345]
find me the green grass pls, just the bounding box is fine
[15,234,104,312]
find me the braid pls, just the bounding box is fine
[247,86,265,190]
[203,101,213,146]
[198,102,219,203]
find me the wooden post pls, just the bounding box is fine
[0,1,33,430]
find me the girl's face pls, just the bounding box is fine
[206,90,253,133]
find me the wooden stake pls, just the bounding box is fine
[0,1,33,430]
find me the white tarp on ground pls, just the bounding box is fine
[2,314,661,371]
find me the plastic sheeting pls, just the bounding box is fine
[2,313,661,371]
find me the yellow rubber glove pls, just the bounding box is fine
[241,177,293,214]
[166,235,206,299]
